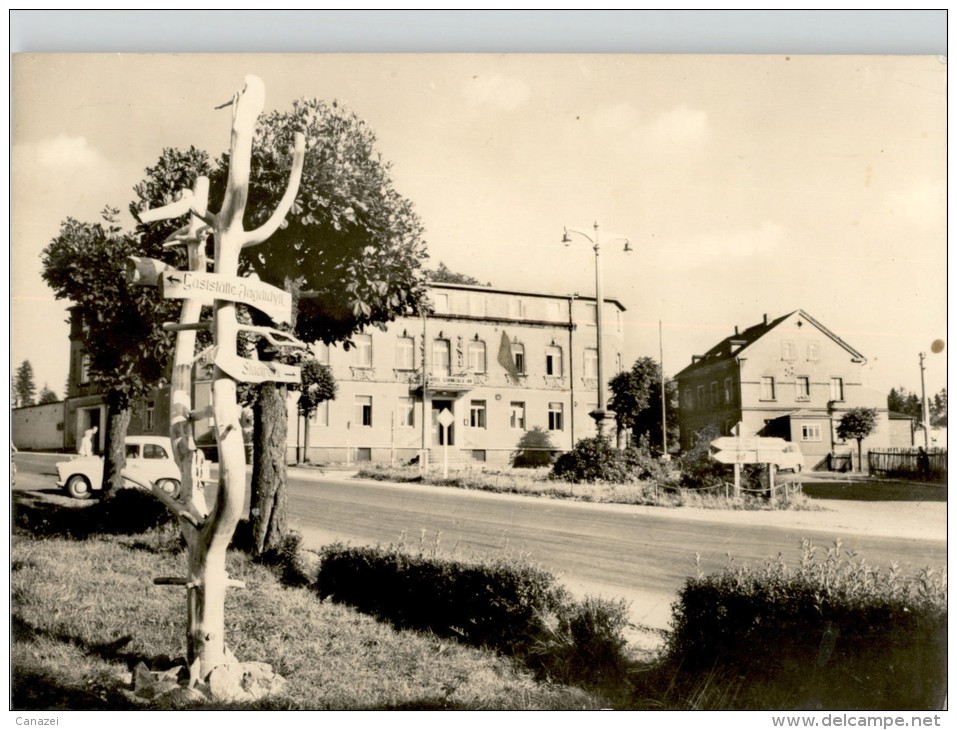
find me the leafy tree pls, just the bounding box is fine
[38,384,59,404]
[512,426,556,468]
[42,208,180,493]
[297,358,337,463]
[609,357,679,454]
[427,261,488,286]
[836,407,878,472]
[14,360,36,407]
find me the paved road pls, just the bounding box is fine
[14,454,947,630]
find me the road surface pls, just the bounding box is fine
[14,454,946,630]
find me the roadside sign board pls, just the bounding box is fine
[711,436,789,465]
[437,408,455,428]
[213,347,301,384]
[161,271,292,324]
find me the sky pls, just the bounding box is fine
[11,51,947,402]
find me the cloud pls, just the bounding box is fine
[671,221,787,263]
[461,74,530,111]
[30,134,104,168]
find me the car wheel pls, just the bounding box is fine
[156,478,181,499]
[66,475,93,500]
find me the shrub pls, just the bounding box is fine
[512,426,557,468]
[665,539,947,710]
[550,436,632,483]
[315,544,632,687]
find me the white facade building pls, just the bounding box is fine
[289,282,626,466]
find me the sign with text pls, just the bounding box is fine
[161,271,292,325]
[426,375,474,390]
[711,436,789,465]
[213,347,301,384]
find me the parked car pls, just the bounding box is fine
[776,442,806,472]
[56,435,184,500]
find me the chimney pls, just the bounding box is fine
[763,313,768,325]
[734,325,739,335]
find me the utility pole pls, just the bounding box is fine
[919,351,930,449]
[660,320,668,458]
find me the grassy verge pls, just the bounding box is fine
[11,528,603,709]
[355,464,817,511]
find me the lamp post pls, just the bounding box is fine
[562,222,631,437]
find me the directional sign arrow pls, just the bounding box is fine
[712,449,757,465]
[214,348,301,385]
[161,271,293,325]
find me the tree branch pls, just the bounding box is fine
[242,132,306,249]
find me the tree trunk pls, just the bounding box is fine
[303,411,312,463]
[103,392,131,496]
[251,381,289,554]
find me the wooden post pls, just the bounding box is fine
[768,462,776,506]
[733,463,741,499]
[135,75,304,686]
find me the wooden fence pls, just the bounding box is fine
[868,447,947,480]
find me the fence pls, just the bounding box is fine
[868,447,947,481]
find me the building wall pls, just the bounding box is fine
[12,402,66,451]
[289,284,625,465]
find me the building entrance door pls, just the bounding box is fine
[432,400,454,446]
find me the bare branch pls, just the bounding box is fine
[242,132,306,248]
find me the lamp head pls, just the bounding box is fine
[561,229,571,246]
[623,240,633,253]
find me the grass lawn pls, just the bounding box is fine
[799,477,946,502]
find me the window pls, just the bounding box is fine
[512,343,525,374]
[354,396,372,427]
[830,377,844,402]
[724,377,733,404]
[548,402,564,431]
[125,444,140,459]
[396,337,414,370]
[432,339,451,376]
[143,443,169,459]
[79,354,91,384]
[760,376,776,401]
[546,346,563,376]
[509,298,524,318]
[469,400,487,428]
[807,341,820,361]
[796,376,810,401]
[801,423,822,442]
[433,293,449,313]
[356,447,372,463]
[469,295,486,317]
[510,401,526,430]
[145,402,155,431]
[684,389,694,409]
[397,396,415,427]
[710,382,719,406]
[584,348,598,378]
[697,385,706,407]
[353,334,372,368]
[468,341,487,373]
[584,303,597,326]
[782,340,796,360]
[315,342,330,365]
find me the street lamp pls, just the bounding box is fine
[562,222,631,436]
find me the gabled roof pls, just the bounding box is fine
[674,309,866,380]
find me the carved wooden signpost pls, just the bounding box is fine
[128,75,305,700]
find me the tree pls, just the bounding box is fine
[427,261,488,286]
[609,357,679,454]
[836,407,878,472]
[296,358,337,463]
[38,384,59,404]
[887,386,921,420]
[14,360,36,407]
[223,98,429,554]
[512,426,556,468]
[42,208,180,493]
[930,388,947,427]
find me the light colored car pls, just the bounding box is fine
[776,442,806,472]
[56,435,183,500]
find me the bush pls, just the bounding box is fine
[315,544,632,687]
[512,427,557,468]
[550,436,632,483]
[666,539,947,710]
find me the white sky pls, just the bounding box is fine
[11,52,947,401]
